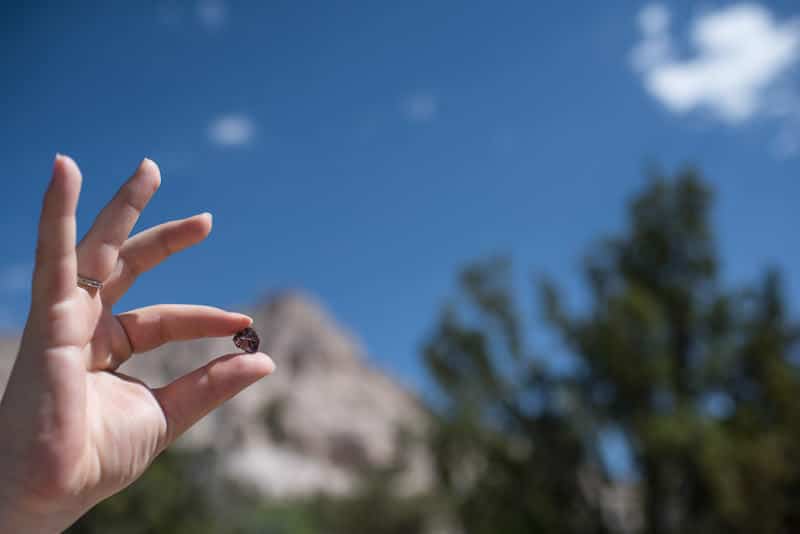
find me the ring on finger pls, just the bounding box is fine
[77,275,104,291]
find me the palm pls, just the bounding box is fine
[59,295,167,502]
[84,366,166,496]
[0,156,274,530]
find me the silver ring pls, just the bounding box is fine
[77,275,104,291]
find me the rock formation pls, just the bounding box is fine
[0,292,431,498]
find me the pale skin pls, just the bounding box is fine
[0,156,276,532]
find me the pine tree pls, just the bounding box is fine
[424,169,800,533]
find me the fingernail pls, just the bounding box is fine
[202,212,213,225]
[139,158,159,175]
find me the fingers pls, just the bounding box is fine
[104,305,252,370]
[32,155,82,306]
[101,213,213,304]
[117,304,252,354]
[152,351,275,449]
[76,158,161,284]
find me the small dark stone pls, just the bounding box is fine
[233,327,260,353]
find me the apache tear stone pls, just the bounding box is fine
[233,327,260,353]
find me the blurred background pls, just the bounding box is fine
[2,1,800,532]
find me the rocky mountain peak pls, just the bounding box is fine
[0,292,431,498]
[253,291,364,375]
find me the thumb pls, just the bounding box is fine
[151,351,275,449]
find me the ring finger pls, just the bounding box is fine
[75,158,161,290]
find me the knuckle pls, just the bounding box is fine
[43,300,75,327]
[156,230,176,260]
[119,253,143,280]
[124,168,159,213]
[120,183,147,213]
[111,317,134,362]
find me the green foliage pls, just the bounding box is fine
[425,259,608,534]
[68,444,432,534]
[70,168,800,534]
[423,169,800,533]
[67,448,225,534]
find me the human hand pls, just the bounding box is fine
[0,156,275,532]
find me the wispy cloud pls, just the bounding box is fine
[631,4,673,73]
[197,0,227,30]
[401,92,438,123]
[156,0,228,31]
[631,3,800,156]
[0,263,31,293]
[208,114,255,146]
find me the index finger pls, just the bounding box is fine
[117,304,253,354]
[100,304,253,371]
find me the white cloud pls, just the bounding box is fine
[639,3,670,36]
[208,115,255,146]
[197,0,227,30]
[0,263,31,293]
[156,0,227,31]
[632,3,800,123]
[631,4,673,71]
[401,93,438,123]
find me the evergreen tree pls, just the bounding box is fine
[424,169,800,533]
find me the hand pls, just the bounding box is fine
[0,156,275,532]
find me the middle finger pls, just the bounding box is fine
[101,213,213,304]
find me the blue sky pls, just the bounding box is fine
[1,1,799,398]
